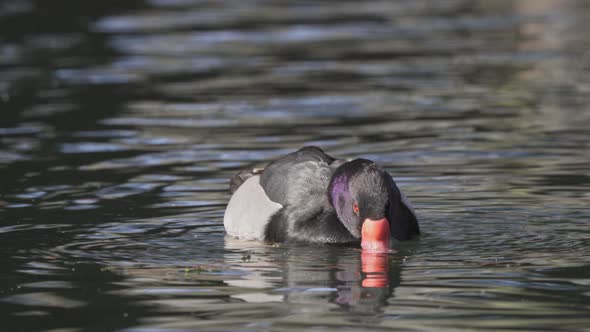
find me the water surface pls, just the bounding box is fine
[1,0,590,331]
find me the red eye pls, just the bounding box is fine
[353,202,359,214]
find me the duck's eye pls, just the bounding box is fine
[353,202,359,215]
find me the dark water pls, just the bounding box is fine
[1,0,590,331]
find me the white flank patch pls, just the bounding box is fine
[224,175,283,241]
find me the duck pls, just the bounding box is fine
[224,146,419,251]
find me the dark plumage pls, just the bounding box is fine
[224,146,420,248]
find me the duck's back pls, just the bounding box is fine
[224,147,337,241]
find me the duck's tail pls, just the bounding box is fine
[229,168,264,193]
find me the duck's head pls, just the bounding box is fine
[328,159,418,251]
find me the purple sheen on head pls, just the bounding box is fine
[329,174,349,206]
[329,173,362,238]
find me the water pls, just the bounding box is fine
[1,0,590,331]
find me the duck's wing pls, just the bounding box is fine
[260,146,335,206]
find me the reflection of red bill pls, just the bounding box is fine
[361,251,389,288]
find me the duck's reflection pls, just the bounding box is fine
[224,237,402,313]
[361,251,390,288]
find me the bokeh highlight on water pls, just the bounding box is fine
[1,0,590,331]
